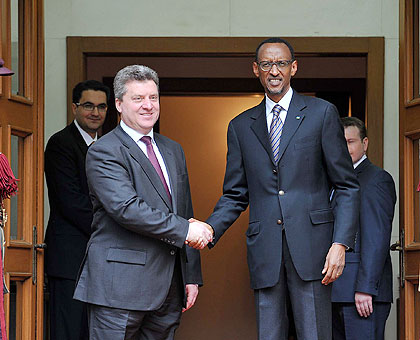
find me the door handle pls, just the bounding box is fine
[390,240,402,252]
[32,226,46,285]
[390,229,405,288]
[34,243,47,250]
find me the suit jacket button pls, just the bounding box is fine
[170,250,176,256]
[273,169,277,174]
[277,219,282,225]
[279,190,285,196]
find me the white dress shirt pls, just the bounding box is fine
[120,120,172,193]
[74,119,97,146]
[353,154,367,169]
[265,87,293,132]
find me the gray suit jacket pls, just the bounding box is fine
[207,92,360,289]
[74,125,202,311]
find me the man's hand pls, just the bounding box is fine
[321,243,346,285]
[185,219,213,249]
[188,218,214,236]
[355,292,373,317]
[182,284,199,313]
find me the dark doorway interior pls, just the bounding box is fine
[102,75,366,135]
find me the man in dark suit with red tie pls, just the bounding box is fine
[44,80,110,340]
[199,38,360,340]
[73,65,211,340]
[332,117,396,340]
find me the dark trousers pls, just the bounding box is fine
[332,302,391,340]
[254,231,332,340]
[48,276,89,340]
[88,260,183,340]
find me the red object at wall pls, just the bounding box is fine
[0,153,18,201]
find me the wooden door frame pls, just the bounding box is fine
[399,0,420,338]
[66,37,385,167]
[0,0,44,338]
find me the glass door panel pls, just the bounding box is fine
[10,0,25,97]
[8,280,23,340]
[413,139,420,242]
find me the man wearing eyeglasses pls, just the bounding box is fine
[44,80,110,340]
[199,38,360,339]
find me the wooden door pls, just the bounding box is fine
[399,0,420,338]
[0,0,44,339]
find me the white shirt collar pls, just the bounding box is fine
[265,87,293,113]
[120,120,154,143]
[74,119,97,146]
[353,154,367,169]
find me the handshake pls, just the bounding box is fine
[185,218,214,250]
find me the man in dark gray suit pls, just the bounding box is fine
[194,38,360,340]
[332,117,396,340]
[73,65,212,340]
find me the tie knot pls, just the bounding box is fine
[140,136,152,145]
[272,104,282,116]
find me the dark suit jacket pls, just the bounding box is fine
[44,121,93,280]
[332,158,396,303]
[207,92,360,289]
[73,125,202,311]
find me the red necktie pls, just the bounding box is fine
[140,136,172,204]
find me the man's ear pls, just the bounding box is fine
[71,103,77,116]
[363,137,369,153]
[252,62,260,78]
[115,98,122,113]
[290,60,298,77]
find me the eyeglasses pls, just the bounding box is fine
[75,102,108,113]
[257,60,294,72]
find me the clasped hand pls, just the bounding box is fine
[185,218,214,249]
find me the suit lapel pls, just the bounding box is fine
[114,126,173,210]
[250,93,307,166]
[250,99,276,165]
[355,157,370,176]
[276,92,306,163]
[69,121,89,155]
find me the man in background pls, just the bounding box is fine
[44,79,109,340]
[332,117,396,340]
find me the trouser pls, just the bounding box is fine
[88,259,183,340]
[332,301,391,340]
[48,276,89,340]
[254,230,332,340]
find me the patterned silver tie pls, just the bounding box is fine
[269,104,284,163]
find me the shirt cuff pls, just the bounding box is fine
[333,242,350,251]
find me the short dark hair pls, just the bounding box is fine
[255,38,295,62]
[72,80,110,103]
[340,117,367,140]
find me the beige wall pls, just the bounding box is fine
[44,0,400,338]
